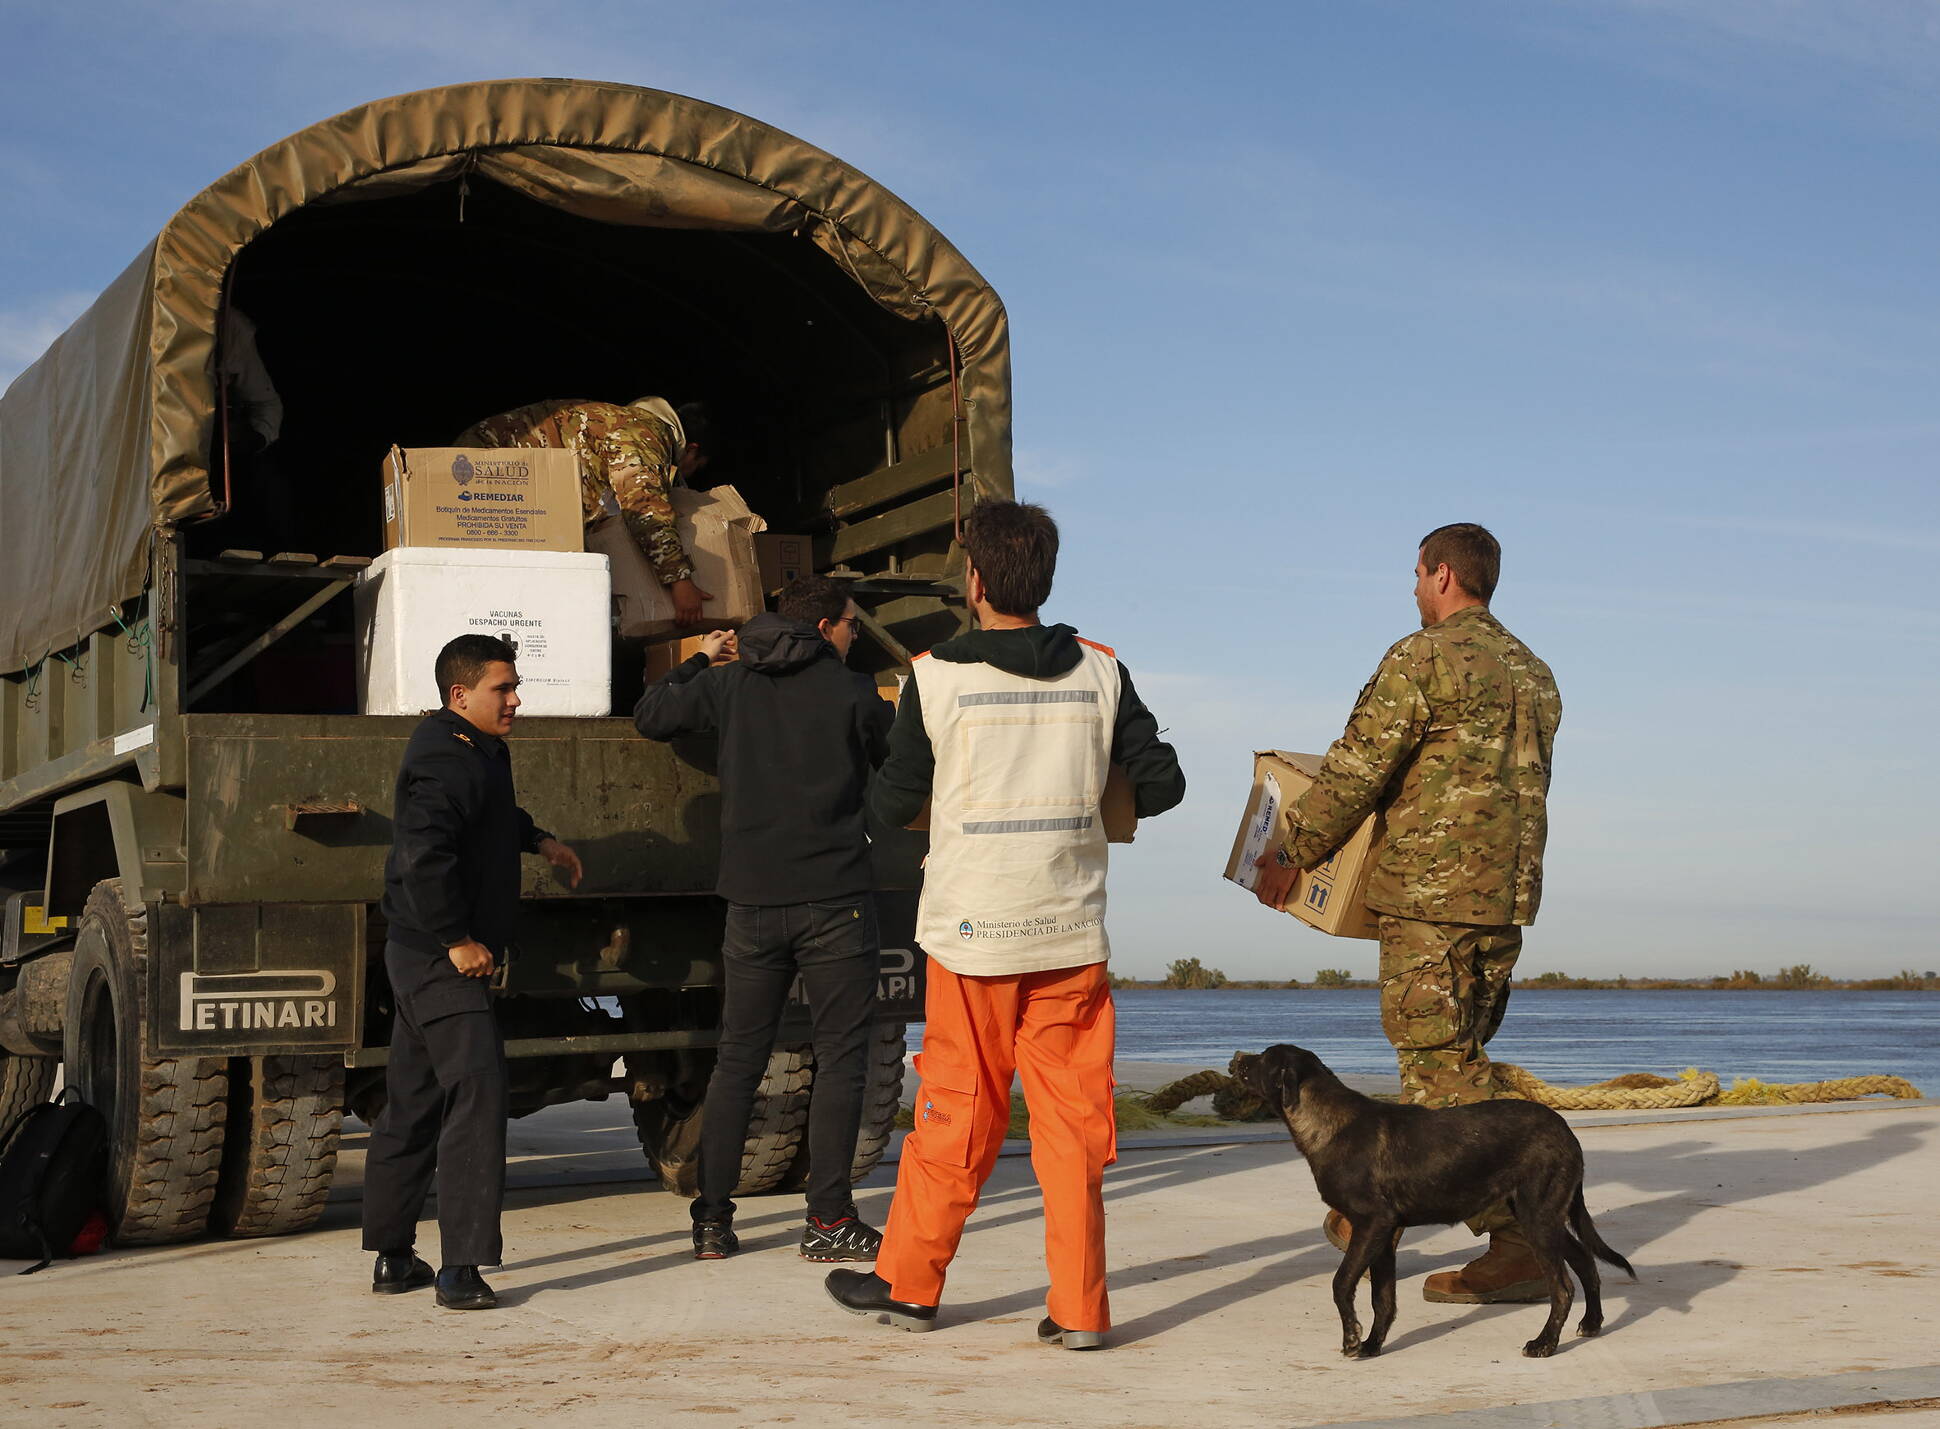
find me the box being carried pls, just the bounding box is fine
[356,548,613,717]
[1223,750,1382,939]
[382,447,583,552]
[587,484,767,639]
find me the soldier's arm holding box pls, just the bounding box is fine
[1253,638,1434,907]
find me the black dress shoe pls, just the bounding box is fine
[435,1265,499,1310]
[1036,1316,1106,1350]
[371,1252,435,1295]
[824,1269,937,1332]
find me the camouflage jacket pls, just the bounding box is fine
[456,399,692,585]
[1280,605,1561,926]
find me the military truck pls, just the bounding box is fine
[0,79,1011,1243]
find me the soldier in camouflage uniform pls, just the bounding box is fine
[456,397,715,624]
[1252,522,1562,1305]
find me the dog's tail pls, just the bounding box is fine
[1571,1188,1636,1280]
[1559,1186,1637,1279]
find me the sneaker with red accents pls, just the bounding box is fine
[800,1213,882,1262]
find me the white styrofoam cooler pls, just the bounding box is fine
[356,548,612,717]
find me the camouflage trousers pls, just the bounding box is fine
[1377,914,1524,1237]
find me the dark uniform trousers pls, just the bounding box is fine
[694,897,880,1225]
[361,941,510,1267]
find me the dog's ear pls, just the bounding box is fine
[1274,1060,1301,1107]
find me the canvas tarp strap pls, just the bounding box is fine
[0,78,1013,675]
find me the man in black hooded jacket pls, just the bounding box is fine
[634,575,894,1261]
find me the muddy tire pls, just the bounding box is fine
[631,1045,815,1198]
[211,1055,345,1238]
[632,1093,705,1197]
[62,881,229,1245]
[0,1050,57,1131]
[775,1020,909,1193]
[734,1045,812,1195]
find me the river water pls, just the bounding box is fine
[920,988,1940,1092]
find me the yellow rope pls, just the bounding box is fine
[1492,1063,1924,1110]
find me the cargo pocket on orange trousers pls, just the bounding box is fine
[910,1057,977,1168]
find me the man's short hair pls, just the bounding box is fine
[963,500,1059,616]
[435,635,517,705]
[777,574,849,627]
[674,401,712,452]
[1419,523,1501,603]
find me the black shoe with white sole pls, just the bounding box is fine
[824,1269,937,1331]
[800,1214,882,1262]
[1037,1316,1106,1350]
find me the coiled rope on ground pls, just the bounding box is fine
[1137,1059,1925,1121]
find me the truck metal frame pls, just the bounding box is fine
[0,78,1013,1242]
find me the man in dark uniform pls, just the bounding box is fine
[361,634,583,1310]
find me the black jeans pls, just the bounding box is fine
[695,897,880,1224]
[361,942,510,1267]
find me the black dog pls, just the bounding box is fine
[1230,1044,1634,1360]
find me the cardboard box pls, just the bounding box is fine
[588,484,767,639]
[382,446,583,552]
[642,634,738,681]
[754,532,811,593]
[907,763,1138,844]
[355,547,613,717]
[1223,750,1381,939]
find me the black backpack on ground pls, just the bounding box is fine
[0,1087,109,1274]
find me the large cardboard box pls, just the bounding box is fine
[382,446,582,552]
[356,548,612,717]
[754,532,811,593]
[588,484,767,639]
[1223,750,1382,939]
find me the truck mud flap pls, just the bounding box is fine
[150,903,363,1057]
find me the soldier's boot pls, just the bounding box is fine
[1421,1234,1548,1304]
[1323,1209,1403,1255]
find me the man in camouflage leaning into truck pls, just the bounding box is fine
[1251,522,1562,1305]
[456,396,714,624]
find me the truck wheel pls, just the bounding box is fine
[734,1045,812,1195]
[62,882,229,1245]
[847,1021,910,1184]
[212,1055,345,1238]
[632,1093,704,1197]
[774,1020,909,1193]
[0,1050,56,1131]
[630,1046,814,1198]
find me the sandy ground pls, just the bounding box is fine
[3,1080,1937,1428]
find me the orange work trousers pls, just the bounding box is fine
[877,958,1117,1331]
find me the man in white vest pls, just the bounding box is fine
[824,500,1185,1350]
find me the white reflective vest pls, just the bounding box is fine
[911,637,1122,976]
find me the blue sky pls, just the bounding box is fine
[3,1,1935,978]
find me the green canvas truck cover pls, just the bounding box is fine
[0,77,1012,675]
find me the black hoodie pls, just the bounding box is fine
[868,622,1186,829]
[633,613,893,905]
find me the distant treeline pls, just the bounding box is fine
[1112,959,1940,993]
